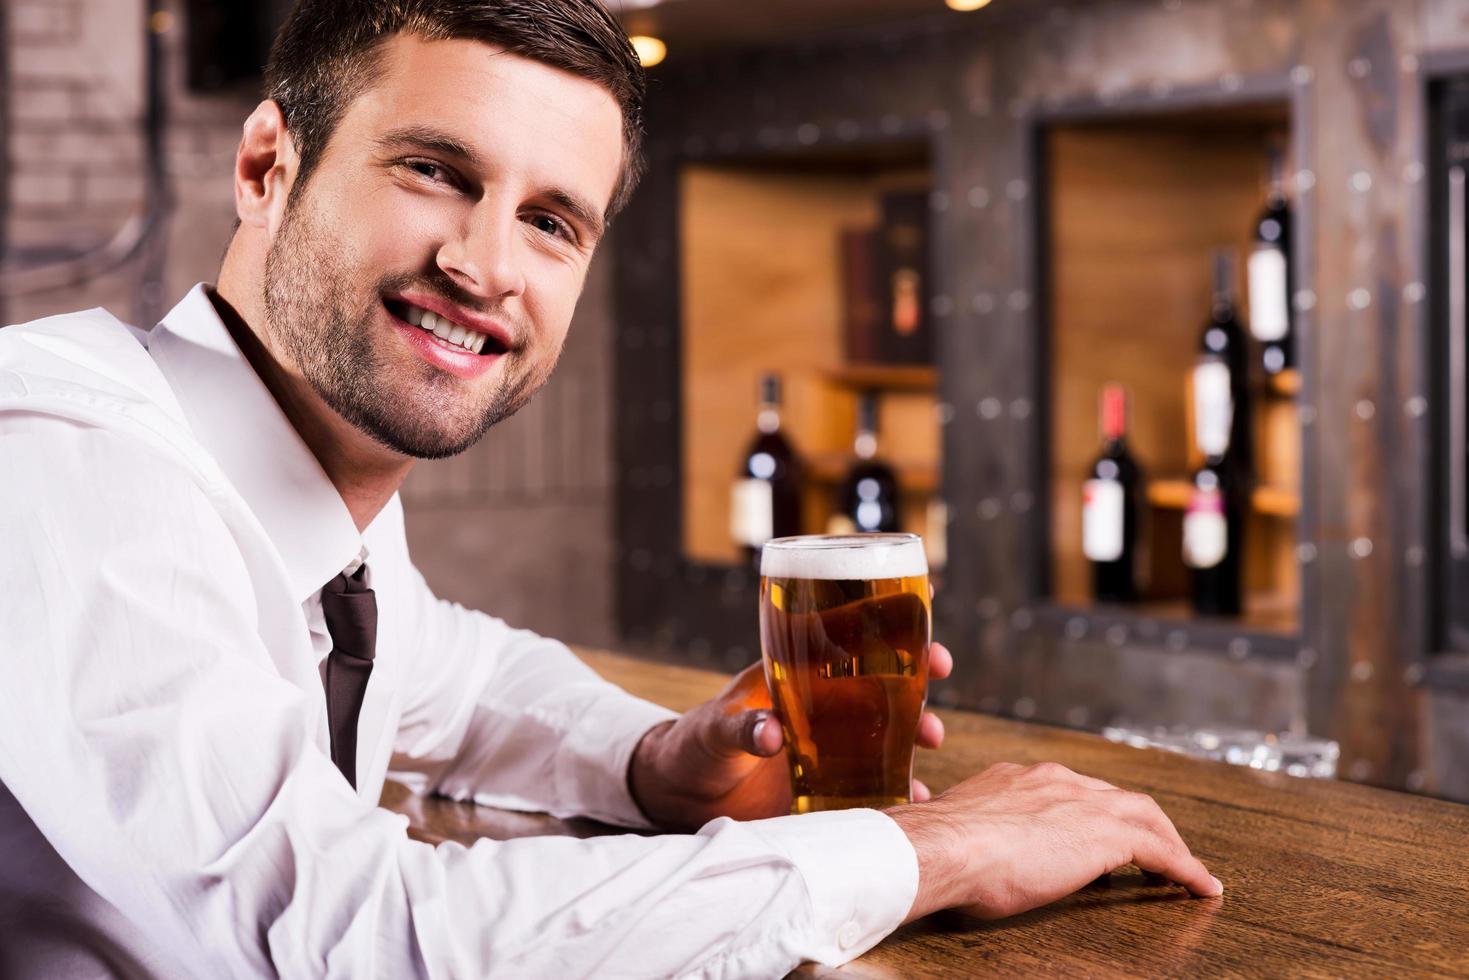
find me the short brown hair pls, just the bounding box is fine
[263,0,646,218]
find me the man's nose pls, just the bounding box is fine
[435,201,527,301]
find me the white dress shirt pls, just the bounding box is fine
[0,285,918,979]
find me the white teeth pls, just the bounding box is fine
[448,324,467,347]
[470,334,486,354]
[406,306,424,327]
[433,320,452,340]
[400,301,495,354]
[420,310,438,332]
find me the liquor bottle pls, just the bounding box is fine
[1083,384,1142,603]
[1248,148,1294,376]
[1193,249,1253,482]
[731,374,802,561]
[875,191,932,365]
[1184,454,1244,616]
[836,392,901,534]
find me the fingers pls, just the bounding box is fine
[1107,790,1222,898]
[913,779,932,802]
[928,642,953,681]
[917,712,945,750]
[708,706,784,758]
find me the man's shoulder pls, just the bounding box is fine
[0,305,184,427]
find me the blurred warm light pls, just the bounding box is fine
[630,35,667,67]
[945,0,992,10]
[149,10,175,33]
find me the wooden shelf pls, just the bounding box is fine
[805,452,939,494]
[1147,479,1299,518]
[825,364,937,392]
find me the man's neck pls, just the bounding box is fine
[206,282,412,534]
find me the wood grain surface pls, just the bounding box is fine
[381,649,1469,977]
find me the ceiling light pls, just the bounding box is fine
[945,0,993,10]
[630,35,667,68]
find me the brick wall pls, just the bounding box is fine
[1,0,621,646]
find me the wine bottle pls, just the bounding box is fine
[836,392,901,534]
[1193,249,1253,481]
[1249,148,1294,376]
[731,374,802,561]
[1084,383,1142,603]
[1184,454,1244,616]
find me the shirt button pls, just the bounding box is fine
[837,920,862,950]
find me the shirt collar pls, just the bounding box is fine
[147,283,364,602]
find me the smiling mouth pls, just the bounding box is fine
[385,298,508,356]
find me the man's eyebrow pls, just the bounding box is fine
[375,126,484,167]
[375,126,606,243]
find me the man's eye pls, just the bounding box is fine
[405,160,452,184]
[528,213,574,242]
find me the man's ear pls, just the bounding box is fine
[234,99,299,234]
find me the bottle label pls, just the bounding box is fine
[730,479,773,547]
[1183,488,1228,569]
[1248,245,1290,342]
[1192,361,1233,458]
[1082,478,1125,562]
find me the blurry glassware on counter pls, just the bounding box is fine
[731,374,803,562]
[875,191,933,365]
[1249,147,1295,377]
[832,392,901,534]
[1103,725,1339,779]
[1084,383,1143,604]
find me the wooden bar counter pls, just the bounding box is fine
[380,649,1469,977]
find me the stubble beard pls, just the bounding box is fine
[261,186,554,460]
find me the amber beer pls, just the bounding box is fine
[759,533,930,813]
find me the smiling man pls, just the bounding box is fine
[0,1,1218,977]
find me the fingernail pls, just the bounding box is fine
[1210,876,1224,894]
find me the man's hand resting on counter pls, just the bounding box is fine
[629,644,955,830]
[887,762,1224,921]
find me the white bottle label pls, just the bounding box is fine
[1082,479,1125,562]
[1183,489,1228,569]
[1193,361,1233,458]
[730,478,773,547]
[1248,245,1290,342]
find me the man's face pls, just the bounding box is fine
[262,34,623,459]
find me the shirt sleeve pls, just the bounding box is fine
[0,416,919,979]
[388,564,678,828]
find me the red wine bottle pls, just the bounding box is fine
[1084,384,1142,603]
[1193,249,1253,481]
[1248,148,1294,377]
[1184,453,1244,616]
[837,391,901,533]
[731,374,802,561]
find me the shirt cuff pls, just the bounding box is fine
[554,687,679,829]
[742,808,919,966]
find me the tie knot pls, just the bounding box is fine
[321,564,377,664]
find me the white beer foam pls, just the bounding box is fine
[761,533,927,580]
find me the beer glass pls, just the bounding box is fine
[759,533,931,813]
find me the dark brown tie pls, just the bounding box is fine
[320,564,377,789]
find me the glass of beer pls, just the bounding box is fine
[759,533,930,813]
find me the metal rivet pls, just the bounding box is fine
[1291,64,1314,86]
[1297,647,1318,669]
[1406,770,1428,792]
[1406,545,1425,567]
[1297,542,1318,564]
[1406,396,1427,419]
[1066,616,1088,640]
[1106,624,1128,647]
[1065,706,1090,727]
[1294,289,1317,312]
[1347,57,1372,79]
[1356,399,1375,420]
[1404,663,1426,685]
[1404,281,1426,304]
[1348,759,1372,781]
[796,123,820,145]
[1014,697,1037,719]
[1011,490,1034,513]
[1352,537,1374,559]
[979,498,1002,520]
[1299,404,1317,426]
[1010,398,1032,420]
[1006,178,1030,201]
[1009,291,1031,312]
[1351,171,1373,193]
[1229,638,1251,661]
[1348,288,1372,310]
[972,292,996,314]
[931,295,954,317]
[1011,608,1034,631]
[1404,161,1425,185]
[1296,169,1317,192]
[979,397,1003,420]
[930,190,950,213]
[968,186,991,209]
[1220,72,1243,92]
[1167,630,1189,652]
[937,402,956,425]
